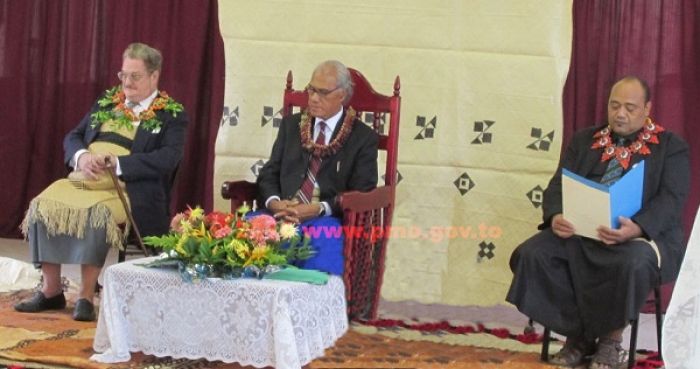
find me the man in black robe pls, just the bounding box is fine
[506,76,689,369]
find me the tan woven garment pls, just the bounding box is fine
[21,122,137,249]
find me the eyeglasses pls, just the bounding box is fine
[305,84,341,97]
[117,71,146,82]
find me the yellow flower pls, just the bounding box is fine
[229,239,249,260]
[178,217,193,233]
[245,245,268,266]
[175,234,188,256]
[237,202,251,215]
[190,222,211,242]
[188,206,205,221]
[279,222,298,240]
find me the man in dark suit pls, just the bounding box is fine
[15,43,187,321]
[507,76,689,369]
[256,60,378,274]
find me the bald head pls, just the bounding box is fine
[607,77,652,136]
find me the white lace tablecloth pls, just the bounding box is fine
[662,206,700,368]
[91,258,348,368]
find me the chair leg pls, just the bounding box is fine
[654,286,663,359]
[525,318,547,361]
[541,326,551,362]
[628,319,638,369]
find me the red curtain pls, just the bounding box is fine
[0,0,225,237]
[563,0,700,232]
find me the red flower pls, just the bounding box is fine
[250,214,276,230]
[206,211,230,228]
[213,225,233,239]
[639,145,651,155]
[590,119,664,166]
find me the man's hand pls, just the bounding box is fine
[597,216,643,245]
[77,153,105,180]
[268,199,298,213]
[268,199,300,222]
[288,203,323,223]
[551,213,575,239]
[104,154,118,168]
[269,201,321,224]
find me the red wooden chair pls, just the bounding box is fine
[221,68,401,320]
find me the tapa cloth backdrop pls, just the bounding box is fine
[214,0,573,306]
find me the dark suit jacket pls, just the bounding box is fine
[63,97,188,237]
[257,111,379,217]
[541,124,690,283]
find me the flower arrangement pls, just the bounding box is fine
[143,205,314,281]
[90,85,184,133]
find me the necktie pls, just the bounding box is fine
[127,101,139,110]
[297,121,327,203]
[600,138,625,186]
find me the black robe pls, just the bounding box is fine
[506,124,689,339]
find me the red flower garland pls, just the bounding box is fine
[591,117,664,169]
[299,107,356,158]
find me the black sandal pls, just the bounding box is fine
[550,337,596,367]
[588,337,628,369]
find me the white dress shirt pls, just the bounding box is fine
[265,107,344,217]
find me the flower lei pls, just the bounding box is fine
[299,107,356,157]
[590,117,665,169]
[90,86,184,133]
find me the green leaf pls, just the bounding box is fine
[143,234,180,250]
[97,87,118,108]
[90,111,112,128]
[140,118,162,132]
[164,100,184,117]
[184,238,199,258]
[109,115,135,131]
[268,253,287,265]
[285,236,315,262]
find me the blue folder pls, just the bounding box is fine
[562,160,644,229]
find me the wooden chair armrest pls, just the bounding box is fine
[338,185,394,213]
[220,180,258,213]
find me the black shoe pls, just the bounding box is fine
[72,298,96,321]
[14,291,66,312]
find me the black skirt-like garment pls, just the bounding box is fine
[506,228,660,340]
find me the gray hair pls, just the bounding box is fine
[314,60,354,105]
[123,43,162,73]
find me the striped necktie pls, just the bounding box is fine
[600,138,625,186]
[297,121,327,203]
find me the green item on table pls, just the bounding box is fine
[264,266,329,285]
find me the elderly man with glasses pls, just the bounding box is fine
[15,43,187,321]
[256,60,379,275]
